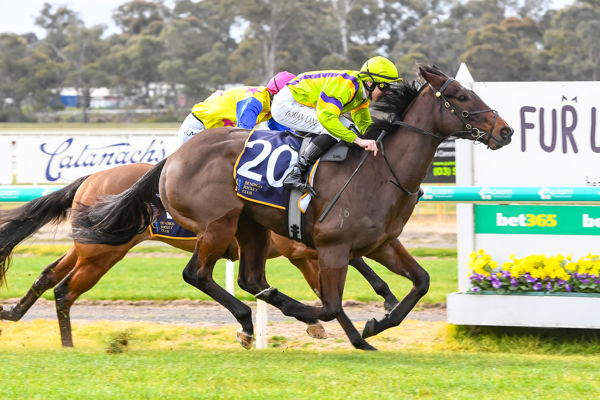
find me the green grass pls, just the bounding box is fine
[1,246,457,304]
[3,246,600,398]
[0,346,598,399]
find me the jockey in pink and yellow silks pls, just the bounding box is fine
[271,56,402,197]
[178,71,296,145]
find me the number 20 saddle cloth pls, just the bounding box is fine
[234,129,348,243]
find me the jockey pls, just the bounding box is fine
[271,56,402,197]
[178,71,296,145]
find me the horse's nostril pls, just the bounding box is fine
[500,127,514,139]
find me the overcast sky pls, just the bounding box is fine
[1,0,577,39]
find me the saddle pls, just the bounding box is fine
[233,128,350,244]
[287,135,350,244]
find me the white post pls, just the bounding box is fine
[455,63,476,293]
[255,299,268,349]
[225,260,235,295]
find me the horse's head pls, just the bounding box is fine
[418,64,513,150]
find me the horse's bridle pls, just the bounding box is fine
[391,77,499,147]
[378,77,499,196]
[431,77,499,146]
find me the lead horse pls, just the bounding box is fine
[73,64,513,349]
[0,163,398,348]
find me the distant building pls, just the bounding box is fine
[90,87,122,109]
[59,88,79,108]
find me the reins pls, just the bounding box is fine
[319,76,498,222]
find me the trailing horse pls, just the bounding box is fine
[72,64,514,349]
[0,163,398,348]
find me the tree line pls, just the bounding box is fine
[0,0,598,123]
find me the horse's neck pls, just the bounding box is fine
[384,121,441,192]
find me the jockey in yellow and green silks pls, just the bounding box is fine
[270,56,402,197]
[285,71,373,143]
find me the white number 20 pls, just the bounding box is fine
[237,139,297,188]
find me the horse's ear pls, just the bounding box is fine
[418,64,445,88]
[417,64,428,80]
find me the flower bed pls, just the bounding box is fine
[468,250,600,294]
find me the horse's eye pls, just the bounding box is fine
[457,95,468,102]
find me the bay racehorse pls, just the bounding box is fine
[0,163,398,348]
[72,64,513,350]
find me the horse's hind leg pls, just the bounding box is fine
[54,243,130,347]
[362,239,430,339]
[0,248,78,321]
[182,209,255,349]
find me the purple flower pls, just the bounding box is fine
[501,270,511,278]
[525,273,536,283]
[510,278,518,287]
[546,282,552,291]
[471,287,481,292]
[581,279,590,284]
[533,282,543,291]
[565,284,573,292]
[492,280,502,289]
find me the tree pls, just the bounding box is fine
[127,34,166,106]
[113,0,170,35]
[461,17,542,81]
[34,4,109,121]
[536,3,600,80]
[0,34,32,121]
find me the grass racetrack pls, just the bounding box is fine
[2,246,600,399]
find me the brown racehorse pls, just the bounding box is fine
[72,64,514,350]
[0,163,398,348]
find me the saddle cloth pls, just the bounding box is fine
[234,129,349,211]
[150,212,196,240]
[234,130,303,209]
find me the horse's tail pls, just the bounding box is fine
[71,159,167,246]
[0,175,89,287]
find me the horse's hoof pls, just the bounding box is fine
[0,306,12,320]
[362,318,377,339]
[306,323,327,339]
[355,341,378,351]
[236,328,254,350]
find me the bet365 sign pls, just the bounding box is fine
[475,205,600,235]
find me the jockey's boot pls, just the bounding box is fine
[283,142,325,197]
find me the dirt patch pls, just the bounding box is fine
[2,298,447,350]
[5,298,446,326]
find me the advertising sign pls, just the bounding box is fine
[455,80,600,289]
[423,140,455,184]
[475,204,600,236]
[0,138,11,184]
[15,136,179,183]
[471,81,600,186]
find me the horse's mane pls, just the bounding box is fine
[364,64,446,140]
[364,80,422,139]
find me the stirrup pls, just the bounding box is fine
[284,178,318,197]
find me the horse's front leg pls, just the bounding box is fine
[362,239,430,339]
[235,216,328,331]
[249,243,348,324]
[349,257,399,313]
